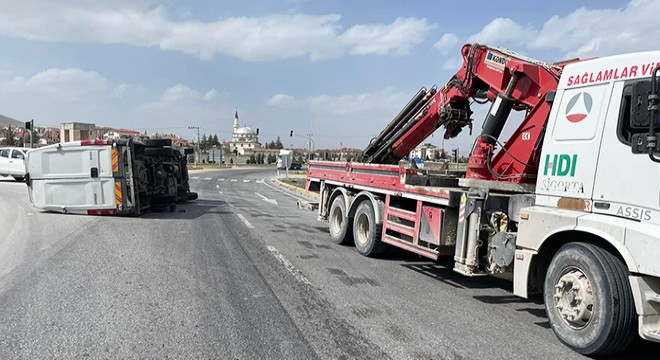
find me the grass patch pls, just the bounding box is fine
[280,177,306,189]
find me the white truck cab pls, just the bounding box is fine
[514,51,660,349]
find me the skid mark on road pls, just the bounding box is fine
[267,246,312,286]
[327,268,382,287]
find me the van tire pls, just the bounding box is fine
[145,139,172,147]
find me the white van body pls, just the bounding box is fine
[26,142,116,213]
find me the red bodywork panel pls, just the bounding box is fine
[306,161,449,200]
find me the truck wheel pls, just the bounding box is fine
[544,242,635,355]
[145,139,172,147]
[187,192,198,201]
[353,200,385,256]
[329,196,352,245]
[145,147,175,157]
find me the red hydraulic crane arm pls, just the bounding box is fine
[367,43,568,184]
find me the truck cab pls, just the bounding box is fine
[515,51,660,351]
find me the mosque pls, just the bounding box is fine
[228,110,261,155]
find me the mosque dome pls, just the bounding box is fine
[235,126,255,135]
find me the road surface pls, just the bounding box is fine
[0,169,656,359]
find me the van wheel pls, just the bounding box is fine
[353,200,385,257]
[544,242,635,355]
[145,139,172,147]
[328,196,352,245]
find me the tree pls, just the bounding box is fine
[249,154,256,164]
[274,136,283,149]
[3,125,18,146]
[267,154,276,164]
[201,134,208,151]
[211,134,219,146]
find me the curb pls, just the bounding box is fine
[276,178,319,200]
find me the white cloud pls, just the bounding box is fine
[267,94,298,107]
[161,84,201,102]
[529,0,660,58]
[433,33,459,54]
[267,87,412,145]
[340,17,435,56]
[467,18,537,48]
[111,83,146,98]
[0,68,107,101]
[0,2,434,61]
[203,89,217,101]
[0,67,228,134]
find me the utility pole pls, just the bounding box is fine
[188,126,200,167]
[306,133,313,161]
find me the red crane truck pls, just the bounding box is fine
[306,43,660,355]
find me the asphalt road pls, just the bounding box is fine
[0,169,658,359]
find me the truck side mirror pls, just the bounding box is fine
[629,80,660,129]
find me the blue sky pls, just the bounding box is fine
[0,0,650,151]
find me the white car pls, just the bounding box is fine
[0,147,30,181]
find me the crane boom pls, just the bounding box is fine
[362,43,571,184]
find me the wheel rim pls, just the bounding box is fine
[330,204,343,235]
[552,266,595,329]
[355,212,370,246]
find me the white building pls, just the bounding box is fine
[410,144,439,160]
[228,110,261,155]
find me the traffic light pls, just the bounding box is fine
[25,121,32,130]
[256,128,259,135]
[452,148,458,162]
[290,130,293,137]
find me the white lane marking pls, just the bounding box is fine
[255,180,265,184]
[230,179,238,182]
[191,176,200,180]
[255,192,278,206]
[267,246,311,286]
[204,177,212,181]
[218,191,223,195]
[218,178,225,181]
[243,179,251,183]
[215,184,220,189]
[237,213,254,228]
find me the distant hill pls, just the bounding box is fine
[0,114,22,127]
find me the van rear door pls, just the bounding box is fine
[26,141,116,213]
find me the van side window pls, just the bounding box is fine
[0,149,8,158]
[618,79,660,145]
[11,150,24,159]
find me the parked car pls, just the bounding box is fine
[0,147,30,181]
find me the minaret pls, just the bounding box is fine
[233,110,239,131]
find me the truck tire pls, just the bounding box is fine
[145,139,172,147]
[544,242,635,355]
[187,192,198,201]
[329,196,352,245]
[145,147,175,157]
[353,200,385,256]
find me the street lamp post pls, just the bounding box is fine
[188,126,200,167]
